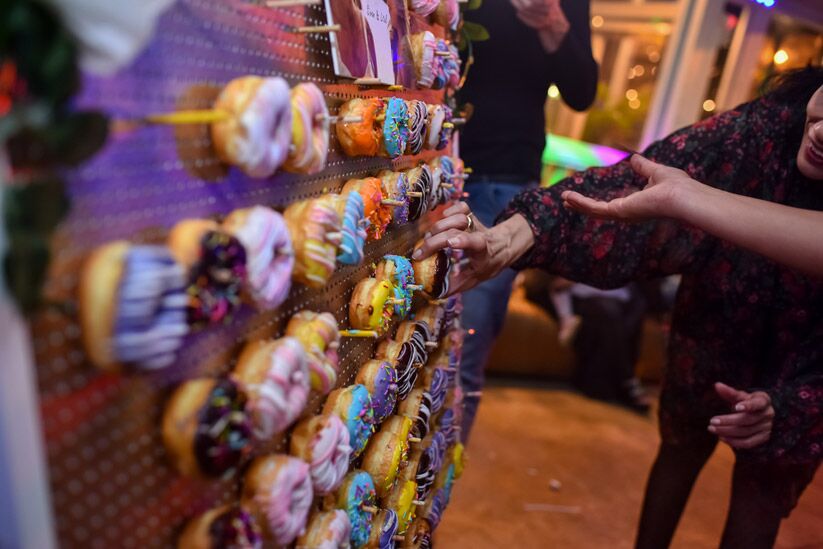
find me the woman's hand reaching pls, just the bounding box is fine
[412,202,535,296]
[561,154,701,221]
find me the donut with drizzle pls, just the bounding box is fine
[335,470,378,548]
[286,310,341,394]
[323,384,375,458]
[290,413,352,494]
[356,359,399,423]
[284,197,342,288]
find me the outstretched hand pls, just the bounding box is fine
[709,382,774,450]
[413,202,534,296]
[561,154,701,222]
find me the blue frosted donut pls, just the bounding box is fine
[382,98,410,159]
[337,192,369,265]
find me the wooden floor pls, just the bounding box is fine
[436,384,823,548]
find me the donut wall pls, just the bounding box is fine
[28,0,466,547]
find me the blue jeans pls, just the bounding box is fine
[459,181,530,441]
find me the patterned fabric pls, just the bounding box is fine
[499,95,823,465]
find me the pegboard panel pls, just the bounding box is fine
[28,0,457,547]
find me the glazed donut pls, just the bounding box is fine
[334,470,378,549]
[437,106,454,150]
[241,454,314,546]
[375,254,416,318]
[349,278,395,335]
[414,304,444,343]
[342,177,392,240]
[356,359,399,423]
[425,158,442,210]
[423,488,446,532]
[451,442,465,479]
[379,97,410,158]
[296,510,352,549]
[290,413,352,494]
[443,294,463,332]
[409,0,438,16]
[168,219,248,328]
[366,509,399,549]
[222,206,294,310]
[232,337,310,439]
[323,384,375,458]
[397,388,432,440]
[375,339,423,401]
[211,76,292,178]
[378,170,410,226]
[411,32,436,88]
[79,241,189,372]
[286,310,341,394]
[404,100,428,156]
[424,105,445,150]
[381,414,415,448]
[396,320,435,352]
[361,419,409,498]
[161,378,252,478]
[284,82,329,174]
[403,165,432,222]
[420,367,448,415]
[411,242,451,300]
[336,97,383,157]
[177,504,262,549]
[402,518,432,549]
[283,197,342,288]
[335,191,369,265]
[430,42,447,91]
[382,479,417,535]
[434,0,460,30]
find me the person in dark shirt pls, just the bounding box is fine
[456,0,598,439]
[416,68,823,548]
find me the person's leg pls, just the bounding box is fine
[550,289,581,346]
[458,182,526,441]
[571,296,626,400]
[635,439,718,549]
[616,287,651,412]
[719,459,820,549]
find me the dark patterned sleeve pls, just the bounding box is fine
[752,326,823,464]
[496,104,749,288]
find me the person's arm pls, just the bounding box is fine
[563,155,823,278]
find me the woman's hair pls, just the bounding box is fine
[763,65,823,105]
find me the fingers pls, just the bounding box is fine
[709,418,772,438]
[629,154,660,179]
[734,392,771,413]
[714,382,750,405]
[443,202,470,217]
[562,191,622,220]
[719,431,771,450]
[446,231,487,253]
[709,406,774,428]
[413,228,465,260]
[427,213,472,237]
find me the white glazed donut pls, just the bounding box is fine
[211,76,293,178]
[425,104,446,150]
[232,337,311,439]
[222,205,294,310]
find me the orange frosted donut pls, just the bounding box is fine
[284,83,329,174]
[342,177,392,240]
[336,98,383,157]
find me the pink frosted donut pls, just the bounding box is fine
[232,337,311,439]
[290,414,353,494]
[284,83,330,174]
[410,0,439,16]
[211,76,292,178]
[242,454,314,546]
[222,205,294,310]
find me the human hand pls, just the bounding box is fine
[412,202,534,295]
[708,382,775,449]
[561,155,703,222]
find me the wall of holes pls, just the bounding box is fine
[29,1,452,546]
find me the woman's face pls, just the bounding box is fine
[797,85,823,180]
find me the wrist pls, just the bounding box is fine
[493,214,534,267]
[670,180,716,222]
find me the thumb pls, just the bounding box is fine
[629,154,659,179]
[715,382,749,405]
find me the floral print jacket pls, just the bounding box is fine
[500,95,823,465]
